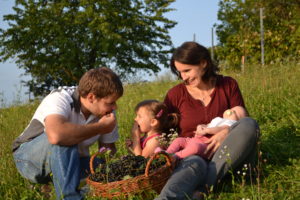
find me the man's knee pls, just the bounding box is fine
[14,157,51,184]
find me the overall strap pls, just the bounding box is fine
[141,133,161,149]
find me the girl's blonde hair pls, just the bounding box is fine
[135,100,179,133]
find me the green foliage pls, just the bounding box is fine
[215,0,300,68]
[1,62,299,199]
[0,0,177,96]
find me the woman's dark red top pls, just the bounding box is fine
[164,75,245,138]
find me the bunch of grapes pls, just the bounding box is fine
[90,154,166,183]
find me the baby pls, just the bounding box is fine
[156,106,247,159]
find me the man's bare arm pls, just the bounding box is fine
[45,114,116,146]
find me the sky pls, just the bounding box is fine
[0,0,220,106]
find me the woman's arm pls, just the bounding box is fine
[204,127,230,159]
[202,77,248,158]
[195,124,229,136]
[205,126,229,135]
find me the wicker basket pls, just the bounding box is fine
[86,151,173,199]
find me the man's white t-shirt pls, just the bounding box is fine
[13,86,119,157]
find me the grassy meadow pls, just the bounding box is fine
[0,62,299,200]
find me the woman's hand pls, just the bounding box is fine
[204,126,230,159]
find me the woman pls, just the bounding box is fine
[155,42,259,199]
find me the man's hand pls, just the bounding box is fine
[45,113,117,145]
[98,113,116,133]
[204,127,230,159]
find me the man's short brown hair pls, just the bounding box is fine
[78,67,123,99]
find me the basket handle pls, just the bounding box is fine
[89,151,102,175]
[145,151,173,177]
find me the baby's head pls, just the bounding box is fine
[223,106,247,121]
[134,100,178,133]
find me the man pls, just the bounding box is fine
[12,67,123,200]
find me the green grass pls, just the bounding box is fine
[0,62,299,200]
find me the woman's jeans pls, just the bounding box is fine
[13,133,90,200]
[155,117,260,200]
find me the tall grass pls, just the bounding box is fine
[0,62,299,199]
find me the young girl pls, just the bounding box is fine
[126,100,179,158]
[155,106,247,159]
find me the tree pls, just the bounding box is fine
[214,0,300,68]
[0,0,176,96]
